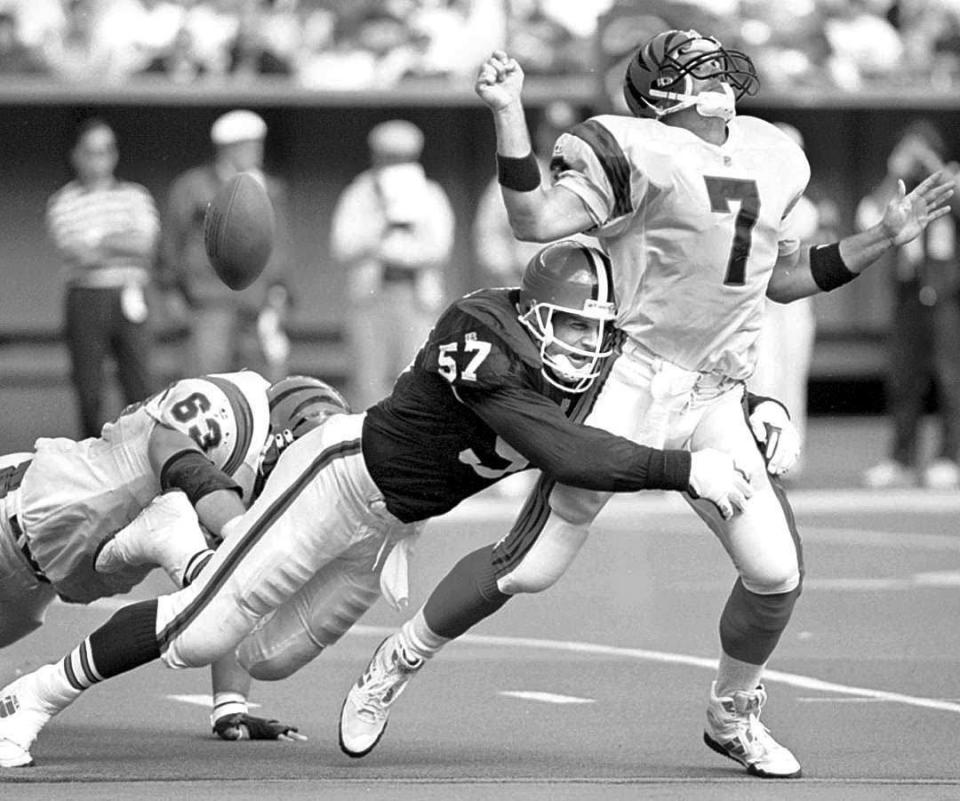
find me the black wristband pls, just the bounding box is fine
[809,242,857,291]
[160,449,241,506]
[496,152,541,192]
[645,449,692,492]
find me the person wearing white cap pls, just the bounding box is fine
[160,109,292,379]
[330,119,456,410]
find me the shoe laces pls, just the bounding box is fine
[354,642,420,722]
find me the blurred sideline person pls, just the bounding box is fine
[857,119,960,490]
[46,117,159,438]
[337,35,954,780]
[0,241,766,768]
[0,370,309,752]
[748,123,838,479]
[331,119,456,410]
[161,109,292,380]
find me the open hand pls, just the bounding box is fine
[882,169,955,247]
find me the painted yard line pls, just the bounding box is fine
[500,691,594,705]
[351,625,960,716]
[167,693,261,709]
[797,697,960,704]
[438,488,960,525]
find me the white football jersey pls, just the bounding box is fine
[553,114,810,378]
[19,371,270,603]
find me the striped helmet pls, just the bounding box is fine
[518,240,617,393]
[267,375,350,440]
[623,29,758,119]
[256,376,351,492]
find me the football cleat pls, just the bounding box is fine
[703,682,802,779]
[93,490,209,588]
[0,670,58,768]
[338,636,422,758]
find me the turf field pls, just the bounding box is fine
[2,416,960,800]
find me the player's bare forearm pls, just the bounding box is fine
[194,489,245,538]
[491,99,532,157]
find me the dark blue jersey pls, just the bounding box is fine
[362,288,691,522]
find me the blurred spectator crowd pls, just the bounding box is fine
[0,0,959,92]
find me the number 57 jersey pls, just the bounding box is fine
[553,114,811,379]
[18,371,270,603]
[362,288,590,524]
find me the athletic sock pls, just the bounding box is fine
[396,608,449,664]
[182,549,214,587]
[421,545,510,639]
[212,691,248,722]
[29,599,160,715]
[714,651,765,698]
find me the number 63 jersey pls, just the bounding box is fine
[553,113,811,380]
[18,371,270,603]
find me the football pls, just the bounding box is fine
[203,172,275,291]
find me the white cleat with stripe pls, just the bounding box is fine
[703,681,802,779]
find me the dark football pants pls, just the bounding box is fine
[64,286,154,438]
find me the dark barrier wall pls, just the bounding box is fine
[2,85,960,344]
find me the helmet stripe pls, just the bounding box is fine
[203,375,253,476]
[569,120,632,218]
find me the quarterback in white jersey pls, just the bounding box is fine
[0,370,304,743]
[552,113,809,378]
[333,30,955,780]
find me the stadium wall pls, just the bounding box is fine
[1,79,958,428]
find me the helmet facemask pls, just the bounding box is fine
[520,299,616,393]
[518,241,618,394]
[624,30,759,122]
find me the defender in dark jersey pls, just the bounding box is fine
[0,241,756,768]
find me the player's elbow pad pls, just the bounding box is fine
[160,449,241,506]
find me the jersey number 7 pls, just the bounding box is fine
[704,176,760,286]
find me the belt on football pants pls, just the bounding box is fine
[9,514,49,584]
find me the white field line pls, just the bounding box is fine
[351,625,960,716]
[438,488,960,525]
[499,691,594,704]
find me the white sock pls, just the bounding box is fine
[212,691,247,724]
[396,608,449,664]
[32,662,84,714]
[715,651,765,698]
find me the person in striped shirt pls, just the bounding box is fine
[46,117,160,438]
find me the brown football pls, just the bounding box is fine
[203,172,275,290]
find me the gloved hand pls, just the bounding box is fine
[748,400,801,476]
[688,448,753,520]
[213,712,308,742]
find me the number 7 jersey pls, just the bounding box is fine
[553,114,810,379]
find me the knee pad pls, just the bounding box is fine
[496,513,590,595]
